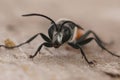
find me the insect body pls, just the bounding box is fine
[0,13,120,65]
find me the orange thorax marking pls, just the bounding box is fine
[75,29,84,40]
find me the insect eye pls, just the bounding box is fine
[62,27,71,43]
[48,25,55,39]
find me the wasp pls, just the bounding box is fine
[0,13,120,65]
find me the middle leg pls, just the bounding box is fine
[68,42,94,65]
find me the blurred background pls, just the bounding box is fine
[0,0,120,42]
[0,0,120,80]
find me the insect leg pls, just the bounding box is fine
[78,30,104,44]
[29,42,53,58]
[77,38,94,45]
[0,33,51,49]
[93,38,120,57]
[79,47,94,64]
[78,37,120,58]
[68,43,94,64]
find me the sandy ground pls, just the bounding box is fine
[0,0,120,80]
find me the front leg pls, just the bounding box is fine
[0,33,51,49]
[29,42,53,58]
